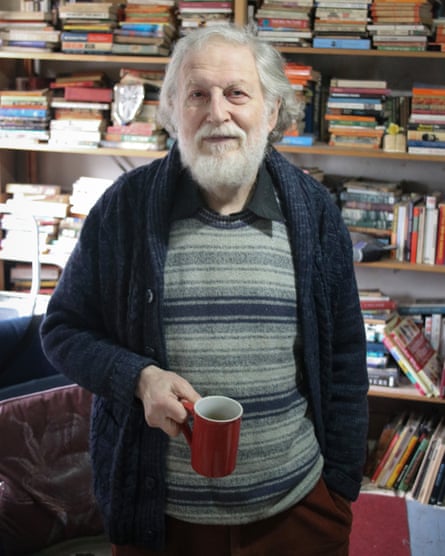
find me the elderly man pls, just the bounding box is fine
[41,24,368,556]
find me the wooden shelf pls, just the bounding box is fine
[0,143,168,159]
[277,46,445,59]
[277,143,445,163]
[2,47,445,64]
[355,260,445,274]
[1,142,445,163]
[0,51,171,65]
[368,385,445,404]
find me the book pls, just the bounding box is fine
[64,87,113,103]
[423,198,439,264]
[329,78,388,89]
[429,450,445,504]
[398,299,445,315]
[371,412,407,484]
[435,203,445,265]
[416,420,445,504]
[312,37,371,49]
[110,43,170,56]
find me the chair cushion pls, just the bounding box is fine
[0,384,103,555]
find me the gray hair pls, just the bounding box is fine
[157,24,303,143]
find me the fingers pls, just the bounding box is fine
[136,365,200,437]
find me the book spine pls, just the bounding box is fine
[397,435,430,492]
[435,204,445,265]
[429,451,445,504]
[0,107,48,118]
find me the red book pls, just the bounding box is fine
[360,299,397,310]
[410,204,422,264]
[435,203,445,265]
[64,87,113,103]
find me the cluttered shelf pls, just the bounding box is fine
[2,143,445,163]
[277,46,445,59]
[368,384,445,404]
[355,260,445,274]
[1,48,445,63]
[0,143,169,159]
[0,51,171,65]
[276,143,445,162]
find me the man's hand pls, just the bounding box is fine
[136,365,201,437]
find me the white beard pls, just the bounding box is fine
[178,120,269,195]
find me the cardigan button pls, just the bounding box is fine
[146,289,154,304]
[145,477,156,490]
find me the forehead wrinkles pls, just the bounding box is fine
[180,44,260,86]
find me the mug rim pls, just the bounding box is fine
[194,395,243,423]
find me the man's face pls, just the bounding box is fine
[175,41,279,193]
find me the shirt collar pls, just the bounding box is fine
[170,164,284,222]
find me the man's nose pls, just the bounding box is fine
[207,93,230,125]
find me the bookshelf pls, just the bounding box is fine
[0,1,444,509]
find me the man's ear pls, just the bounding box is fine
[268,99,281,133]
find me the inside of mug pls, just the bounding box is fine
[196,397,242,422]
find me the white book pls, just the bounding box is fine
[423,207,439,264]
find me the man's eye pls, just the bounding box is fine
[188,91,207,104]
[226,89,248,102]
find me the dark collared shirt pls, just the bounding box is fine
[170,164,284,223]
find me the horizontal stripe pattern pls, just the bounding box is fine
[163,209,322,524]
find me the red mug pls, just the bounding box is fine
[181,396,243,478]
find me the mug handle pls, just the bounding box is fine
[181,400,194,447]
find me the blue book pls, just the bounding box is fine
[328,96,381,104]
[407,140,445,149]
[0,107,48,118]
[279,134,314,146]
[313,37,371,50]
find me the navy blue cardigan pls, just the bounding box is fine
[41,145,368,550]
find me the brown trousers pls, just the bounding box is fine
[111,477,352,556]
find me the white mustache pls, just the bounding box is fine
[196,123,247,142]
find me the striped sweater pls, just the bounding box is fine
[163,209,322,523]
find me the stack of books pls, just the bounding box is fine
[1,182,70,259]
[339,176,402,238]
[53,216,85,259]
[101,120,168,150]
[367,0,434,51]
[69,176,113,216]
[0,9,60,53]
[278,63,321,146]
[0,88,51,145]
[113,1,177,56]
[360,290,400,388]
[59,1,119,54]
[383,312,444,398]
[255,0,314,47]
[0,3,60,52]
[325,78,389,150]
[48,72,112,149]
[407,82,445,155]
[177,0,233,36]
[312,0,371,49]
